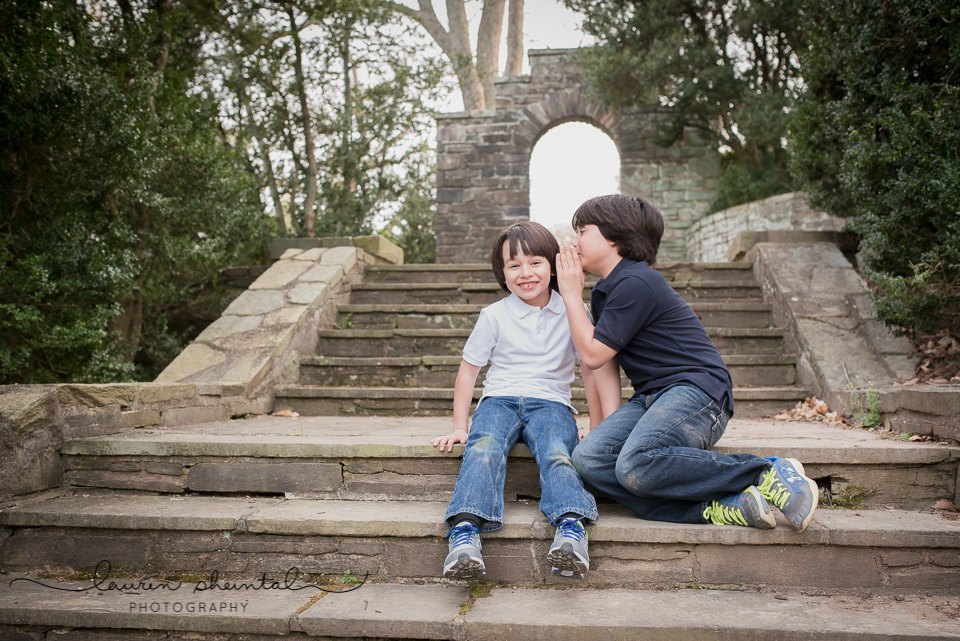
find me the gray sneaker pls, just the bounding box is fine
[442,522,485,579]
[547,517,589,576]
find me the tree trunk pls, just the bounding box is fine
[504,0,523,76]
[476,0,506,107]
[289,6,319,236]
[259,140,287,234]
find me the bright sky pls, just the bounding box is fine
[423,0,621,235]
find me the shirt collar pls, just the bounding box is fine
[595,258,640,294]
[504,289,563,317]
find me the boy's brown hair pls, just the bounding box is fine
[571,194,663,266]
[491,221,560,293]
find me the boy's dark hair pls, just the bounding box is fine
[491,221,560,293]
[571,194,663,266]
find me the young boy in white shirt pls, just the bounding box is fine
[431,221,620,579]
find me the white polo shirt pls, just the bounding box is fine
[462,290,587,410]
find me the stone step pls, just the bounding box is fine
[2,579,959,640]
[53,416,960,509]
[363,262,758,284]
[299,354,797,387]
[349,280,763,305]
[314,327,789,358]
[337,302,774,330]
[2,493,958,593]
[274,386,809,418]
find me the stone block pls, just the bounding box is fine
[155,343,227,383]
[188,463,341,493]
[222,290,285,316]
[280,247,304,259]
[212,324,295,353]
[66,469,185,493]
[697,544,883,589]
[288,282,328,305]
[0,528,152,570]
[57,384,137,409]
[320,246,358,273]
[249,259,311,290]
[139,384,196,404]
[64,405,121,439]
[162,405,229,428]
[220,383,245,396]
[9,447,62,497]
[220,352,273,395]
[143,461,185,476]
[353,235,404,264]
[293,247,326,261]
[881,550,924,567]
[300,265,344,285]
[196,315,262,341]
[0,387,60,502]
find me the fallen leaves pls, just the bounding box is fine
[272,409,300,418]
[932,499,959,513]
[773,397,848,426]
[902,329,960,385]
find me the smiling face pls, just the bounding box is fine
[501,244,554,308]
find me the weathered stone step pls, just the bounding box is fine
[315,327,789,358]
[300,354,797,387]
[363,262,757,284]
[53,416,960,509]
[349,280,763,305]
[337,302,774,330]
[4,579,959,641]
[274,386,809,418]
[3,580,959,641]
[2,494,958,593]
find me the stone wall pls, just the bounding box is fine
[0,236,404,508]
[686,192,847,262]
[750,242,959,442]
[435,49,719,263]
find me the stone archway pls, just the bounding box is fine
[434,49,719,263]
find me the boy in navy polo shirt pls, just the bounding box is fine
[431,221,621,580]
[557,194,819,532]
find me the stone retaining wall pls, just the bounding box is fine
[750,242,960,442]
[0,236,404,508]
[687,192,846,262]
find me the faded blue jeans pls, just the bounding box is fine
[572,383,770,524]
[445,396,599,531]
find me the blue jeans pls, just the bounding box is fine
[571,383,770,524]
[445,396,599,531]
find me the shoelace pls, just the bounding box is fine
[447,524,480,547]
[556,518,586,542]
[758,468,790,510]
[703,501,749,527]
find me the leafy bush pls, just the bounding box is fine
[791,0,960,335]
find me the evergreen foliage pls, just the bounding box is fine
[565,0,803,210]
[791,0,960,335]
[0,0,265,383]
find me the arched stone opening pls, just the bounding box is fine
[435,49,718,263]
[529,120,620,243]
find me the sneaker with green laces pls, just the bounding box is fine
[703,486,776,529]
[758,457,819,532]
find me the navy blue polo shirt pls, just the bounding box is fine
[592,258,734,413]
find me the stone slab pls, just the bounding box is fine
[195,315,262,342]
[466,587,960,640]
[155,344,226,383]
[353,235,403,264]
[299,583,467,639]
[287,282,327,305]
[188,463,342,494]
[0,574,313,635]
[292,247,326,261]
[320,246,357,272]
[0,496,277,531]
[57,385,137,409]
[222,290,285,316]
[139,384,196,404]
[249,259,311,290]
[300,264,344,284]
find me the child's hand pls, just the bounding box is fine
[557,245,585,300]
[431,428,468,452]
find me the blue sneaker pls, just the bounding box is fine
[759,457,819,532]
[442,522,485,579]
[703,486,776,529]
[546,517,589,576]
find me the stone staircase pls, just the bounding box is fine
[2,261,960,640]
[274,262,808,417]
